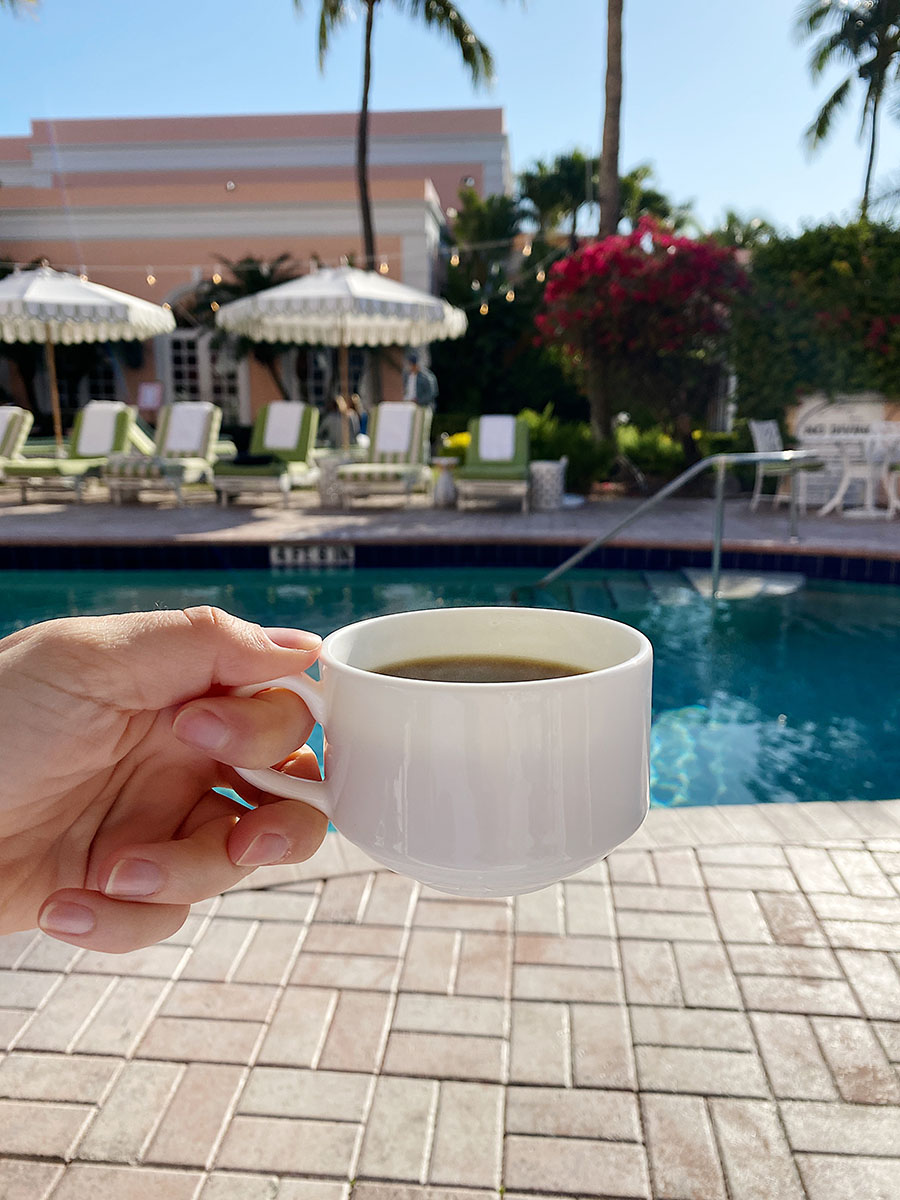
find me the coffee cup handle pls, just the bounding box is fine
[231,674,335,821]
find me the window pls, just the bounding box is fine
[157,330,250,424]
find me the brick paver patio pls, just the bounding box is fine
[1,800,899,1199]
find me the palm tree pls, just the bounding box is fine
[551,151,599,249]
[619,164,695,232]
[708,209,776,250]
[294,1,496,270]
[598,0,624,237]
[518,160,566,238]
[797,1,900,219]
[185,253,303,400]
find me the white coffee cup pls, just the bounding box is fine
[235,606,652,897]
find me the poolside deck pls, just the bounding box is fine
[2,804,899,1200]
[2,484,900,559]
[2,491,900,1199]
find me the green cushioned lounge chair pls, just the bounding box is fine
[336,402,433,508]
[0,406,34,481]
[213,401,320,506]
[105,401,221,506]
[455,415,530,512]
[6,401,133,502]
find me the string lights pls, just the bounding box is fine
[0,230,561,324]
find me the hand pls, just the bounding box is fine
[0,606,328,953]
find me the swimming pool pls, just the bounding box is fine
[2,566,898,808]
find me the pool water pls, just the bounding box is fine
[2,566,898,808]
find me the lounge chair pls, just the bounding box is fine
[455,415,530,512]
[0,406,34,481]
[6,401,132,502]
[105,401,221,505]
[213,401,320,506]
[336,402,432,507]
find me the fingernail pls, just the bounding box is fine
[40,901,95,936]
[104,858,164,898]
[172,709,229,752]
[264,627,322,652]
[235,833,290,867]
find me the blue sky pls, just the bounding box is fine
[2,0,899,233]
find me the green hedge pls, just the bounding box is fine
[733,222,900,420]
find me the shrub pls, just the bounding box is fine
[615,424,685,477]
[518,405,615,493]
[536,219,748,439]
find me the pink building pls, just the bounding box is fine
[0,108,510,424]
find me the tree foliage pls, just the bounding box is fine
[293,0,497,268]
[733,221,900,417]
[797,1,900,217]
[536,219,748,439]
[183,253,303,401]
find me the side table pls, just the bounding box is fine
[430,456,458,508]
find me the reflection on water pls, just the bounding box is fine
[2,567,898,808]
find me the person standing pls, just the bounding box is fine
[403,352,438,409]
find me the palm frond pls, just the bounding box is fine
[317,0,351,69]
[805,76,853,147]
[399,0,495,85]
[794,1,838,39]
[293,0,349,70]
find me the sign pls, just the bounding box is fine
[270,543,355,569]
[791,392,886,440]
[137,381,163,413]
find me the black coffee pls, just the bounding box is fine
[373,654,588,683]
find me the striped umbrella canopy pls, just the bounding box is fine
[0,266,175,448]
[214,264,467,347]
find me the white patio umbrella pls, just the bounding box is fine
[214,264,467,349]
[0,266,176,449]
[215,265,467,448]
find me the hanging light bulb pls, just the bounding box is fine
[146,271,156,286]
[379,260,390,274]
[522,242,533,257]
[450,251,460,268]
[162,302,172,311]
[536,268,546,283]
[470,279,480,291]
[479,302,489,316]
[212,271,223,285]
[210,301,220,312]
[79,273,89,282]
[505,289,515,302]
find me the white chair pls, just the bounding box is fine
[0,406,34,482]
[105,401,221,505]
[748,419,812,513]
[336,402,433,507]
[455,415,531,512]
[6,402,131,502]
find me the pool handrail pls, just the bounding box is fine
[536,449,823,597]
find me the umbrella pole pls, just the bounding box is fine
[43,326,64,452]
[339,342,350,450]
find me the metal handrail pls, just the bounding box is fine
[536,449,822,597]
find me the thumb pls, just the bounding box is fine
[14,607,321,712]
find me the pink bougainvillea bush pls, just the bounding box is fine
[536,219,748,440]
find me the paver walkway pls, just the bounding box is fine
[2,800,899,1200]
[2,487,900,560]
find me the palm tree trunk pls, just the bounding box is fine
[598,0,623,238]
[357,0,378,270]
[862,89,880,221]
